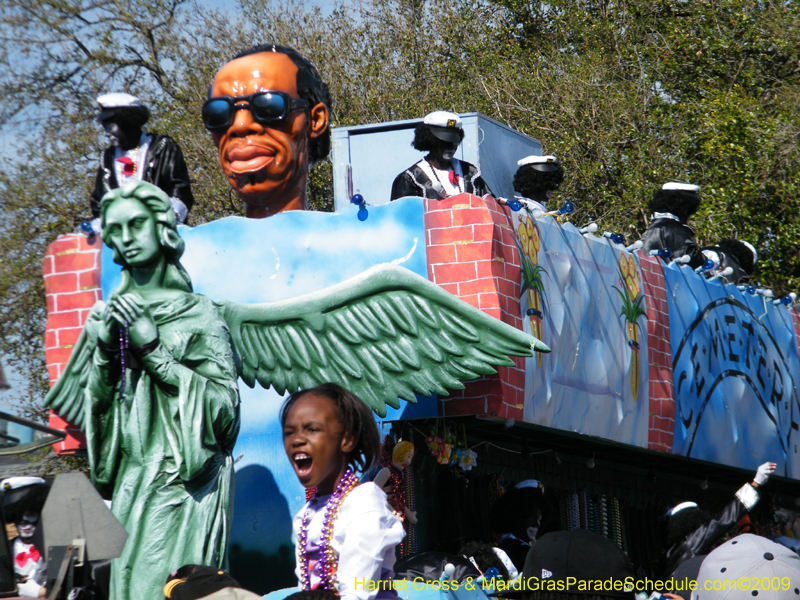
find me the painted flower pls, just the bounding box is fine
[619,254,641,297]
[530,223,541,253]
[459,448,478,471]
[518,222,529,248]
[619,254,630,278]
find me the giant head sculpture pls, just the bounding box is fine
[204,45,331,218]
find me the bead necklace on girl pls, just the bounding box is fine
[282,383,405,600]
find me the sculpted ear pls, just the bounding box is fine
[308,102,329,140]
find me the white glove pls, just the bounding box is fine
[170,198,188,223]
[17,578,43,598]
[90,218,102,235]
[754,462,776,486]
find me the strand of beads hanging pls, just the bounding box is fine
[298,468,360,591]
[118,321,130,405]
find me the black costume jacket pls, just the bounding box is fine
[663,483,758,577]
[640,216,704,269]
[390,160,492,201]
[90,133,194,218]
[701,245,750,285]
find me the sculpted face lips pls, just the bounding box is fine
[226,143,277,175]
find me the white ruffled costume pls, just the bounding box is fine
[13,537,46,597]
[293,482,405,600]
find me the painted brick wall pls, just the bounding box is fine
[637,255,676,452]
[43,233,102,453]
[424,194,527,420]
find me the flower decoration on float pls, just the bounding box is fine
[425,421,445,459]
[612,252,647,400]
[459,449,478,471]
[516,216,548,368]
[447,424,467,468]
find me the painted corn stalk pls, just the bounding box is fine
[516,216,547,368]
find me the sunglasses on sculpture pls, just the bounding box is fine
[202,91,309,132]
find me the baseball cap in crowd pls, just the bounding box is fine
[494,529,635,598]
[423,111,463,144]
[164,565,242,600]
[691,534,800,600]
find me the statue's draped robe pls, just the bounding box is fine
[85,294,240,600]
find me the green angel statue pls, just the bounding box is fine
[45,181,548,600]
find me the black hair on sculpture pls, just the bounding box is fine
[513,164,565,197]
[101,105,150,131]
[717,238,756,274]
[649,189,701,224]
[459,541,510,581]
[411,123,465,152]
[231,44,332,165]
[666,507,712,547]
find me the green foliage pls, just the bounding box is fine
[1,0,799,428]
[612,286,647,329]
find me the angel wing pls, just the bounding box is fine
[44,307,104,429]
[216,263,549,416]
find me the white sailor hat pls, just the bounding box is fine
[1,477,45,492]
[662,182,700,192]
[517,155,561,172]
[423,111,463,144]
[97,93,146,121]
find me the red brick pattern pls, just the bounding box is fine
[43,234,102,453]
[638,255,675,452]
[424,194,526,420]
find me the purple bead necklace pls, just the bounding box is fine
[298,467,360,591]
[118,320,130,406]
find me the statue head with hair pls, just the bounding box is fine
[100,181,193,294]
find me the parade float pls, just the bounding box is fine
[41,111,800,592]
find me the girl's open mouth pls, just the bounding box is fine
[293,452,313,478]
